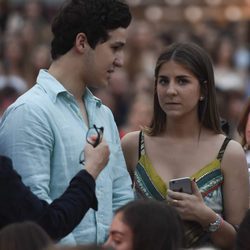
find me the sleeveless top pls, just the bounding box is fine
[134,131,231,248]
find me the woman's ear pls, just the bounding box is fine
[200,80,208,100]
[154,78,158,93]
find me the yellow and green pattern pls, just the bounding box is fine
[134,131,230,247]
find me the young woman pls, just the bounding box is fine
[121,42,249,249]
[104,200,184,250]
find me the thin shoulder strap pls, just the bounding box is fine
[138,130,145,159]
[216,137,231,161]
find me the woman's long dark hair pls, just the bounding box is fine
[116,200,184,250]
[145,42,222,136]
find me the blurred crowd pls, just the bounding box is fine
[0,0,249,141]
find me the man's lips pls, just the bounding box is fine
[107,69,114,74]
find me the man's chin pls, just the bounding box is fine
[98,79,109,88]
[103,78,111,87]
[88,79,109,88]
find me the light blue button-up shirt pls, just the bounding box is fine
[0,70,134,245]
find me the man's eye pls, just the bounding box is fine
[113,239,122,245]
[112,46,121,51]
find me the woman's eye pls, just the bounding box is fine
[178,79,188,85]
[158,78,168,85]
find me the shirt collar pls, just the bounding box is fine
[36,69,67,103]
[84,88,102,108]
[36,69,102,108]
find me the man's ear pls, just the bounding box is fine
[75,32,87,52]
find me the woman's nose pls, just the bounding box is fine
[166,82,177,95]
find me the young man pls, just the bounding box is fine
[0,0,134,245]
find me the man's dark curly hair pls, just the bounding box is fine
[51,0,132,60]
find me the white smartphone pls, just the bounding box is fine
[169,177,192,194]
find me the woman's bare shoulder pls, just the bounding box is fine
[221,137,247,171]
[121,131,141,150]
[121,131,141,172]
[224,138,245,157]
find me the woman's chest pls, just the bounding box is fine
[143,140,219,183]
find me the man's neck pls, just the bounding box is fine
[48,57,86,101]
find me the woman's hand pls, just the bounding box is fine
[167,180,213,226]
[84,139,110,180]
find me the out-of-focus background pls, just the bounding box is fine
[0,0,249,140]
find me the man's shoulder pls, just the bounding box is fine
[1,85,55,125]
[11,84,53,110]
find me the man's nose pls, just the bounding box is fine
[103,237,112,248]
[114,52,124,68]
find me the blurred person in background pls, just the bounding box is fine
[0,0,9,33]
[1,0,51,90]
[0,86,19,121]
[104,199,184,250]
[237,98,250,206]
[25,44,51,87]
[0,76,27,120]
[0,221,52,250]
[125,20,157,82]
[212,36,236,76]
[215,78,247,141]
[94,69,130,129]
[212,35,247,140]
[121,42,249,249]
[23,0,48,30]
[119,94,153,139]
[2,34,27,83]
[21,0,50,48]
[0,0,133,245]
[132,73,154,96]
[237,98,250,154]
[95,70,154,136]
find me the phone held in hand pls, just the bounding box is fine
[169,177,192,194]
